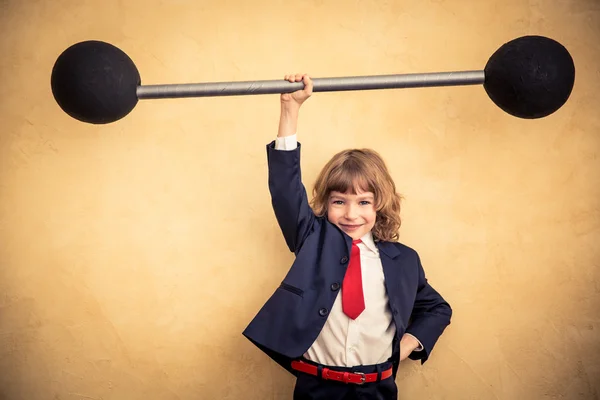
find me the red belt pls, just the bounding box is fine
[291,360,393,385]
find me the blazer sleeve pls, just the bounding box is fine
[405,254,452,364]
[266,140,318,254]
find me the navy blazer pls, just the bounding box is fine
[243,141,452,378]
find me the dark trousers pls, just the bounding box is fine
[292,359,398,400]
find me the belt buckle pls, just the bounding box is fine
[353,371,366,385]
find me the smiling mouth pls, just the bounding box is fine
[340,224,362,230]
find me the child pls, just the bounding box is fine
[243,73,452,399]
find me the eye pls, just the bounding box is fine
[332,200,344,205]
[360,201,372,205]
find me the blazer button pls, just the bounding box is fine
[319,308,329,316]
[330,282,340,291]
[340,256,348,264]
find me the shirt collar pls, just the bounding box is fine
[358,231,378,254]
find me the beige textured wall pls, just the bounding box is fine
[1,0,599,399]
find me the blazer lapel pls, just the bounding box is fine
[376,241,412,327]
[376,241,402,260]
[377,241,405,294]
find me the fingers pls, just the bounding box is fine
[283,73,313,99]
[284,73,311,83]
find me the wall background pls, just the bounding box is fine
[1,0,599,399]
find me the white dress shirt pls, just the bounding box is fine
[274,134,422,367]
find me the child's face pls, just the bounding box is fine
[327,189,377,240]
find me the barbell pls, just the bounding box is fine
[50,35,575,124]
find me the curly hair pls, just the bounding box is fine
[310,148,402,242]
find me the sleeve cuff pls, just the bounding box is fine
[405,333,424,351]
[275,134,298,150]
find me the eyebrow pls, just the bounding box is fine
[330,194,375,200]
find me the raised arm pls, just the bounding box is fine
[277,73,312,141]
[267,74,317,254]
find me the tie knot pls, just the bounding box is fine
[352,239,362,245]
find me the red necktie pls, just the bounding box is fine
[342,239,365,319]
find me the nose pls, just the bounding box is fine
[344,204,358,220]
